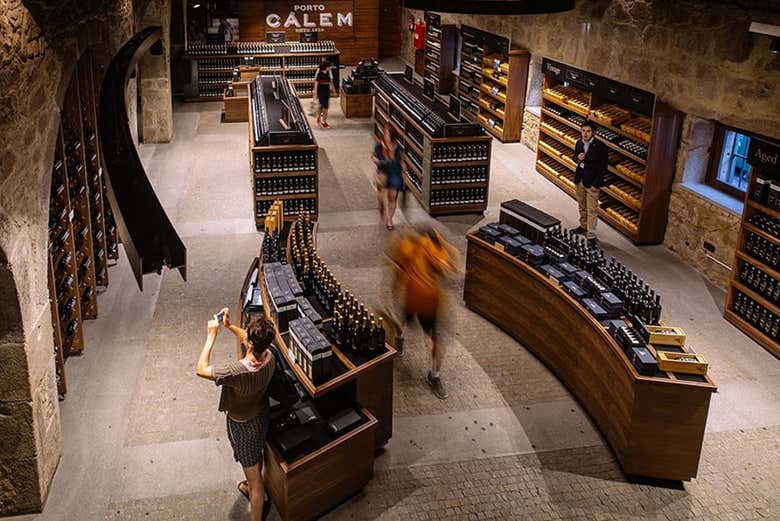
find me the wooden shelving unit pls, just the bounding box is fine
[373,73,492,216]
[189,43,340,100]
[725,140,780,359]
[456,26,528,143]
[423,12,458,95]
[536,58,682,245]
[248,77,319,229]
[46,51,119,398]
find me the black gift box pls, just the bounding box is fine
[500,200,560,244]
[630,346,658,375]
[599,292,624,314]
[606,319,628,337]
[558,262,579,277]
[562,280,588,300]
[540,264,567,282]
[477,225,503,244]
[616,325,646,354]
[497,236,525,256]
[497,223,520,236]
[520,244,546,266]
[582,298,611,320]
[573,270,592,286]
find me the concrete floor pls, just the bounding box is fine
[13,88,780,520]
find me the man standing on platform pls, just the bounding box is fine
[572,122,608,245]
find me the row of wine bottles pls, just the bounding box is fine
[257,198,315,217]
[432,143,490,163]
[738,261,780,304]
[430,188,486,206]
[254,151,317,173]
[256,176,316,196]
[733,291,780,340]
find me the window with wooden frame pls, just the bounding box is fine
[706,125,776,198]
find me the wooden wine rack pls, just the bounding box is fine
[188,45,340,101]
[456,28,529,143]
[423,13,458,95]
[536,59,682,245]
[725,139,780,359]
[46,51,119,398]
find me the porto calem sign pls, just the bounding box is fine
[265,2,354,34]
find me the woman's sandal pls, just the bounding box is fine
[238,480,272,520]
[237,480,250,501]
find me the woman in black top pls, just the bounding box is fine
[315,61,333,128]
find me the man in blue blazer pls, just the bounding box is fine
[572,122,608,244]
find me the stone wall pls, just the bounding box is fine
[0,0,160,514]
[402,1,780,288]
[139,0,173,143]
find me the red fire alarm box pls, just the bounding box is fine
[413,21,426,50]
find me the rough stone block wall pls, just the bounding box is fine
[139,0,174,143]
[403,2,780,287]
[521,109,540,152]
[0,0,139,514]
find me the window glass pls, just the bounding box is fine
[716,130,751,193]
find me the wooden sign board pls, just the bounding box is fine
[239,1,379,63]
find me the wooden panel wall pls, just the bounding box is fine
[378,0,401,58]
[238,0,380,64]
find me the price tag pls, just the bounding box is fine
[488,119,496,128]
[491,86,499,96]
[288,348,296,363]
[494,243,505,252]
[98,167,102,178]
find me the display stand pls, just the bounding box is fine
[188,42,340,101]
[223,83,249,122]
[248,77,319,229]
[725,138,780,359]
[238,220,396,521]
[464,233,716,481]
[340,92,374,118]
[373,72,492,216]
[536,58,682,245]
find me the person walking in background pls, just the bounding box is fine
[373,125,407,230]
[572,121,608,245]
[314,60,333,128]
[196,309,276,521]
[388,227,457,399]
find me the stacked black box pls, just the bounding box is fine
[499,200,560,244]
[288,316,332,384]
[264,262,303,331]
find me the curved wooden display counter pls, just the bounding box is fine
[464,234,717,482]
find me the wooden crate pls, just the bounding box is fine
[657,352,708,376]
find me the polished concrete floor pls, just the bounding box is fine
[14,91,780,520]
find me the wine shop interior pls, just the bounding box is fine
[3,1,780,519]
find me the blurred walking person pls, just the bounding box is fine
[388,227,457,399]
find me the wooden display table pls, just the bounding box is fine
[464,234,717,482]
[223,83,249,123]
[339,91,373,118]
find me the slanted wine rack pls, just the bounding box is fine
[47,50,119,397]
[536,58,682,245]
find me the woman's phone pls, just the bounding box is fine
[215,312,224,324]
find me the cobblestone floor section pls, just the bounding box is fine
[105,426,780,520]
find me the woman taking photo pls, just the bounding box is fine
[373,125,407,230]
[314,60,333,128]
[196,308,276,521]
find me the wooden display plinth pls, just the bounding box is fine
[464,234,717,481]
[223,89,249,123]
[264,409,377,521]
[339,92,373,118]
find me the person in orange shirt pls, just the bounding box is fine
[388,226,457,399]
